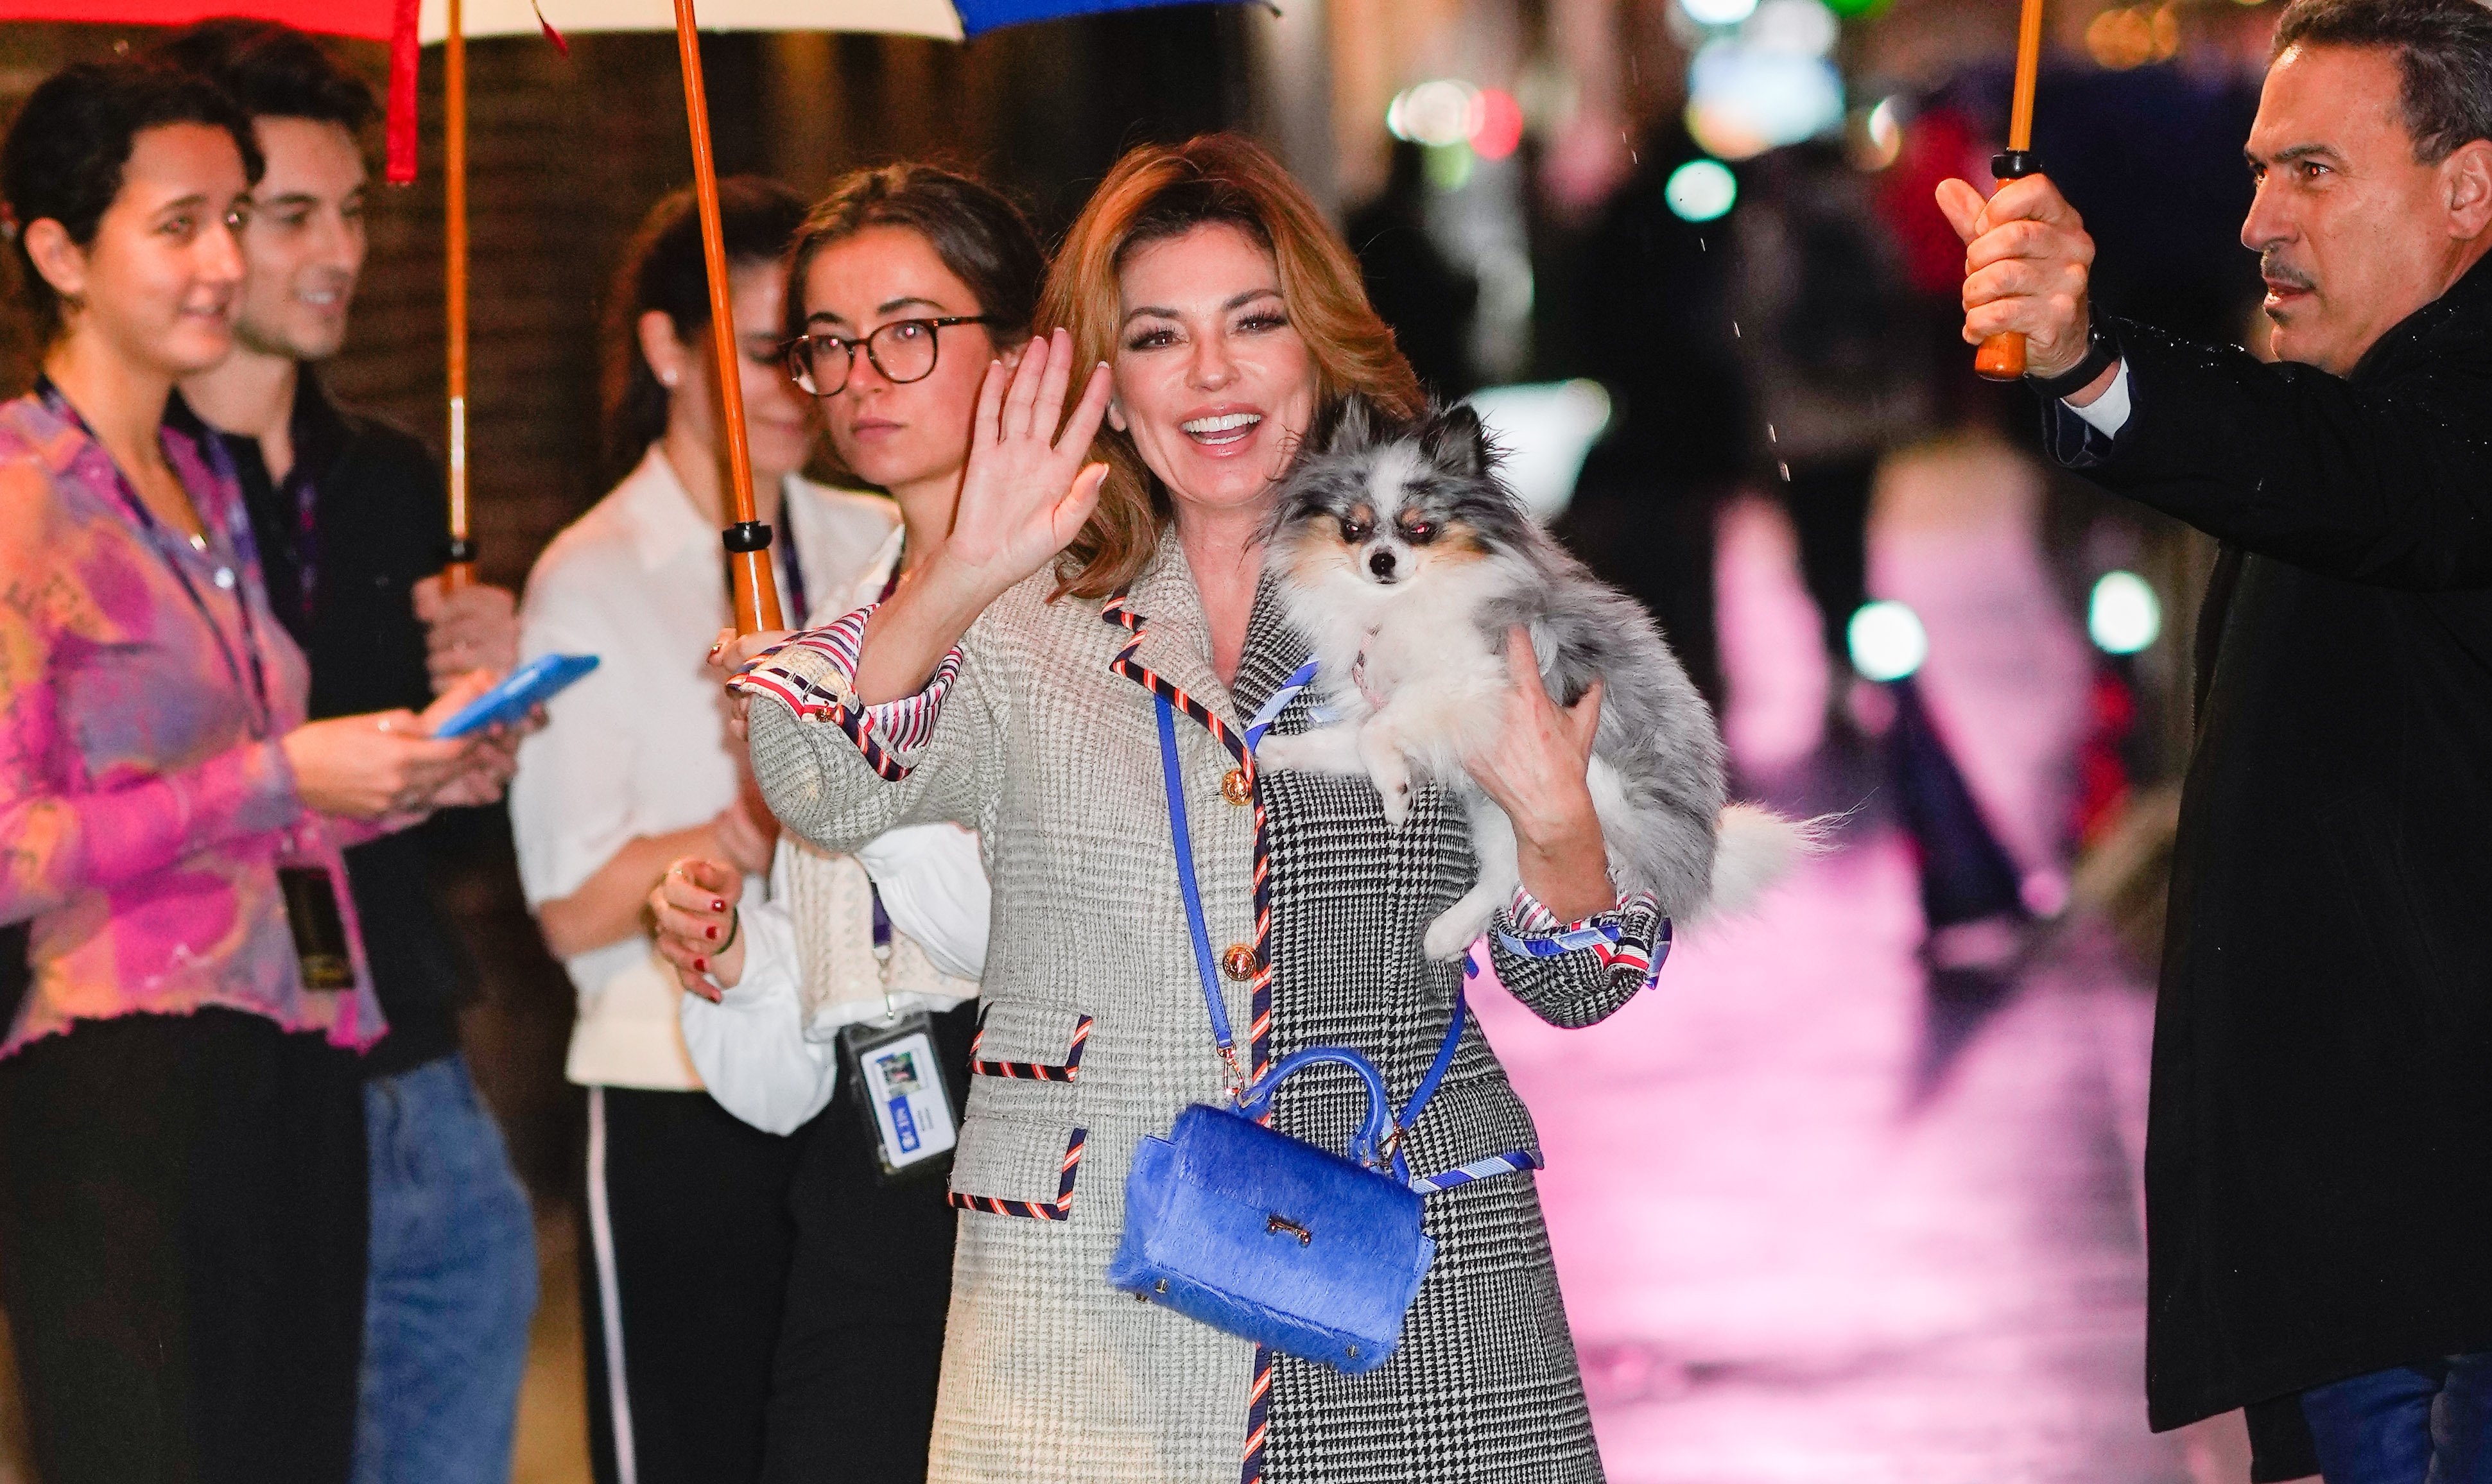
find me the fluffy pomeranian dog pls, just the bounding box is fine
[1257,399,1810,960]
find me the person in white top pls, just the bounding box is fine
[510,178,889,1484]
[643,164,1043,1484]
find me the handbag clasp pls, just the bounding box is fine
[1266,1214,1313,1247]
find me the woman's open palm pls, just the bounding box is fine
[946,328,1114,596]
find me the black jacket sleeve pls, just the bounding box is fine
[2050,316,2492,591]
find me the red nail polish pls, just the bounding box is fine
[711,899,725,911]
[693,956,707,972]
[706,925,719,940]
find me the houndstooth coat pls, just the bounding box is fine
[740,531,1668,1484]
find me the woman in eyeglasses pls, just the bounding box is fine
[646,164,1042,1484]
[506,177,907,1484]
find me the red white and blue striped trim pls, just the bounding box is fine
[1406,1148,1545,1195]
[967,1012,1093,1083]
[945,1127,1086,1221]
[1495,885,1672,988]
[727,602,961,781]
[1242,1347,1274,1484]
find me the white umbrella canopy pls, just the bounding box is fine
[417,0,969,44]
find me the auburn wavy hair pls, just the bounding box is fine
[1039,134,1426,599]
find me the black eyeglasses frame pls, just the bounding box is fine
[779,315,999,397]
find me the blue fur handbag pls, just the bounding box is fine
[1107,688,1518,1375]
[1108,1046,1435,1375]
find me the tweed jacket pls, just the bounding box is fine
[742,533,1663,1483]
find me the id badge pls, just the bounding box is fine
[838,1012,960,1184]
[276,866,354,990]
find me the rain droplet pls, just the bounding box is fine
[1732,321,1742,339]
[1778,462,1792,481]
[1767,423,1778,443]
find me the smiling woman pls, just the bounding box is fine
[732,134,1654,1484]
[0,56,498,1484]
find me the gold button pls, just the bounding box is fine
[1221,768,1252,806]
[1221,943,1259,981]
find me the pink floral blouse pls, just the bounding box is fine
[0,384,381,1057]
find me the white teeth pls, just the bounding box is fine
[1181,412,1261,435]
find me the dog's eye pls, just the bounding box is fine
[1340,518,1371,542]
[1403,521,1437,544]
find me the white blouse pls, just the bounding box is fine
[679,539,987,1134]
[510,445,900,1091]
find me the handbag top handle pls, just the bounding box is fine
[1155,693,1468,1175]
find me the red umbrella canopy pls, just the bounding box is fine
[0,0,393,38]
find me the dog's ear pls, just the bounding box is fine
[1416,403,1491,479]
[1310,395,1378,458]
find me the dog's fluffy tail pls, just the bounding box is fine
[1704,803,1830,918]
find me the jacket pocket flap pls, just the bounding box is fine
[969,1003,1093,1082]
[948,1116,1086,1219]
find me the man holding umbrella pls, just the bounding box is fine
[1941,0,2492,1478]
[159,22,537,1484]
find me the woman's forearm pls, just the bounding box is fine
[851,558,1000,706]
[537,821,720,960]
[1512,805,1615,924]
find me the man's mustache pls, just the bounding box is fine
[2262,252,2317,292]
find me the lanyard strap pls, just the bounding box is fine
[776,486,809,625]
[40,379,273,738]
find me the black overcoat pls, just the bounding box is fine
[2046,255,2492,1433]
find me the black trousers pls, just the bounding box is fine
[761,1001,975,1484]
[0,1008,368,1484]
[583,1000,975,1484]
[581,1083,800,1484]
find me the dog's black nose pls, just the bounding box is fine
[1368,549,1397,580]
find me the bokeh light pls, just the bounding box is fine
[1665,159,1740,221]
[1684,26,1846,160]
[1749,0,1839,56]
[2088,571,2163,655]
[1680,0,1760,24]
[1469,87,1526,161]
[1848,600,1929,682]
[2085,3,2181,68]
[1853,94,1905,170]
[1387,78,1480,147]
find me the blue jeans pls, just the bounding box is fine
[2303,1353,2492,1484]
[352,1054,539,1484]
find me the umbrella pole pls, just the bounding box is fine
[1975,0,2046,382]
[442,0,477,589]
[673,0,784,635]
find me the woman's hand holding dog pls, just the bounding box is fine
[852,330,1113,705]
[1466,628,1614,923]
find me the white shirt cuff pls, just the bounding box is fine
[2064,359,2132,437]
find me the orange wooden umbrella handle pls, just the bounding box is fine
[672,0,783,635]
[1977,0,2048,383]
[444,0,476,588]
[1973,151,2043,381]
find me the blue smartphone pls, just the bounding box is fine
[433,654,598,739]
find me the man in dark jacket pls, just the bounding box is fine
[162,22,539,1484]
[1939,1,2492,1480]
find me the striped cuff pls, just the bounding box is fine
[727,603,961,779]
[1496,883,1671,985]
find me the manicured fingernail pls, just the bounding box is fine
[693,956,707,972]
[705,925,719,940]
[711,898,725,911]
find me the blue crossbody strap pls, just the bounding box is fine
[1157,696,1237,1073]
[1242,659,1320,755]
[1157,691,1513,1187]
